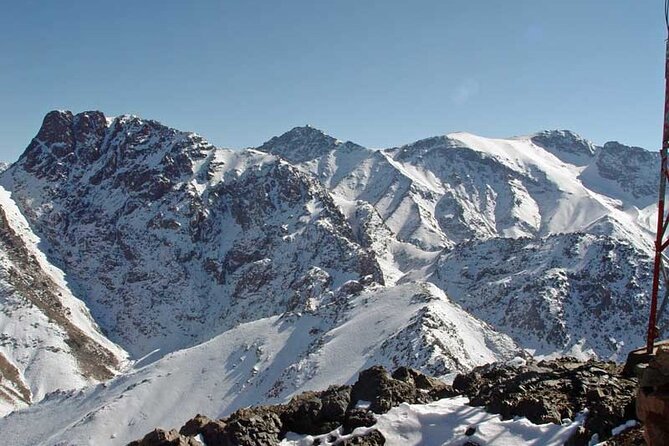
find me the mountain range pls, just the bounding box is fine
[0,110,660,445]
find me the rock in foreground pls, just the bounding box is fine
[128,358,638,446]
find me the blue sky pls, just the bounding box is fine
[0,1,665,161]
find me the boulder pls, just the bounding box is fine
[178,414,226,446]
[127,428,199,446]
[220,406,284,446]
[350,366,420,413]
[281,385,351,435]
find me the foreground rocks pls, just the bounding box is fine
[453,358,638,445]
[128,365,448,446]
[128,358,639,446]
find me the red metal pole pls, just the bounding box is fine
[647,39,669,354]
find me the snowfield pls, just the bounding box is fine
[281,397,586,446]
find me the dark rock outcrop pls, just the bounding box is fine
[127,428,200,446]
[339,430,385,445]
[349,365,454,414]
[178,414,226,445]
[128,366,446,446]
[281,385,351,435]
[128,359,638,446]
[452,357,637,445]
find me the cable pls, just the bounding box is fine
[665,0,669,34]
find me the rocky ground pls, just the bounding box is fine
[127,357,641,446]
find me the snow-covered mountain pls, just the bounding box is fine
[427,232,651,360]
[259,126,655,268]
[0,111,384,358]
[0,110,660,444]
[0,186,127,416]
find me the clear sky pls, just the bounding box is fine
[0,1,665,162]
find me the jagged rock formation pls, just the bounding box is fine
[128,359,639,446]
[580,141,659,207]
[128,365,451,446]
[452,358,637,445]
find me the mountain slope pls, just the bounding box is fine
[0,282,519,446]
[260,128,656,273]
[0,186,127,416]
[427,232,651,360]
[0,110,660,444]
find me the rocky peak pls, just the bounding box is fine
[600,141,656,161]
[34,110,75,146]
[9,110,216,201]
[257,125,362,163]
[592,141,659,200]
[386,135,468,162]
[531,130,596,166]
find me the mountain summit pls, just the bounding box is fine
[257,125,363,163]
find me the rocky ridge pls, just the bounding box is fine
[0,111,384,357]
[128,358,639,446]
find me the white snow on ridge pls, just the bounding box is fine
[0,187,126,360]
[447,132,654,244]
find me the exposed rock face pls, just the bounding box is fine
[1,111,384,357]
[128,429,200,446]
[593,141,659,199]
[281,385,351,435]
[349,365,454,414]
[452,358,637,445]
[430,233,652,360]
[257,125,364,164]
[531,130,596,166]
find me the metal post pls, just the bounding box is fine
[647,39,669,354]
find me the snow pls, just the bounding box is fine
[355,400,372,410]
[281,397,586,446]
[610,419,639,437]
